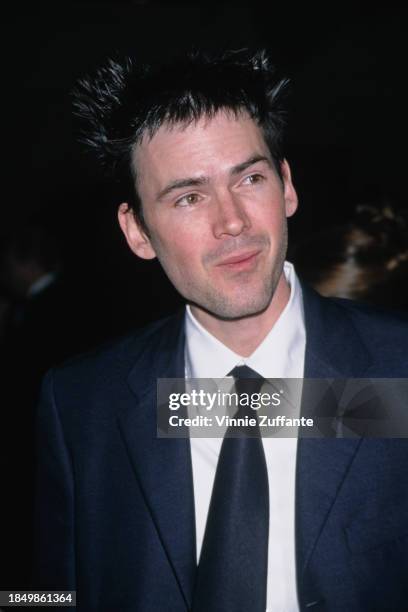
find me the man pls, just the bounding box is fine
[34,50,408,611]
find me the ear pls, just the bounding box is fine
[117,203,157,260]
[281,159,298,218]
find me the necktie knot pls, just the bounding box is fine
[228,366,265,417]
[228,364,263,380]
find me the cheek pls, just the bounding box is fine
[151,229,203,275]
[256,205,286,238]
[251,188,286,221]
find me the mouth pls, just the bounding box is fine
[216,249,261,271]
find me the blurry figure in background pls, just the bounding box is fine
[0,222,60,307]
[290,204,408,310]
[0,219,95,589]
[0,218,96,386]
[0,220,63,590]
[0,220,68,393]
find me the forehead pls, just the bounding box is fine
[132,111,271,187]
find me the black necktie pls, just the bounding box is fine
[192,365,269,612]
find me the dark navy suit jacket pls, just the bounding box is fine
[33,286,408,611]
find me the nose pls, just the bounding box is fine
[212,190,251,238]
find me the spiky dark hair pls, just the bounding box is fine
[73,49,290,228]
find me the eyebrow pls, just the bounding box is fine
[156,154,272,201]
[230,154,273,176]
[156,176,209,201]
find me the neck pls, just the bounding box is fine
[190,273,291,357]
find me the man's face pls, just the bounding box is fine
[119,111,298,320]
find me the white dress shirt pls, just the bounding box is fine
[185,261,306,612]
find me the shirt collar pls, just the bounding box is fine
[185,261,306,379]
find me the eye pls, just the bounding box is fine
[175,193,202,207]
[242,173,265,185]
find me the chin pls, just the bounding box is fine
[194,290,274,321]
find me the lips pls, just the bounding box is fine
[217,249,261,267]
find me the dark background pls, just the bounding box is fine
[1,0,407,589]
[2,0,408,337]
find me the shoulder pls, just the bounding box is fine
[301,282,408,376]
[314,291,408,375]
[43,310,184,394]
[303,281,408,339]
[325,295,408,342]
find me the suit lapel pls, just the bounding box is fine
[117,312,196,610]
[296,287,372,581]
